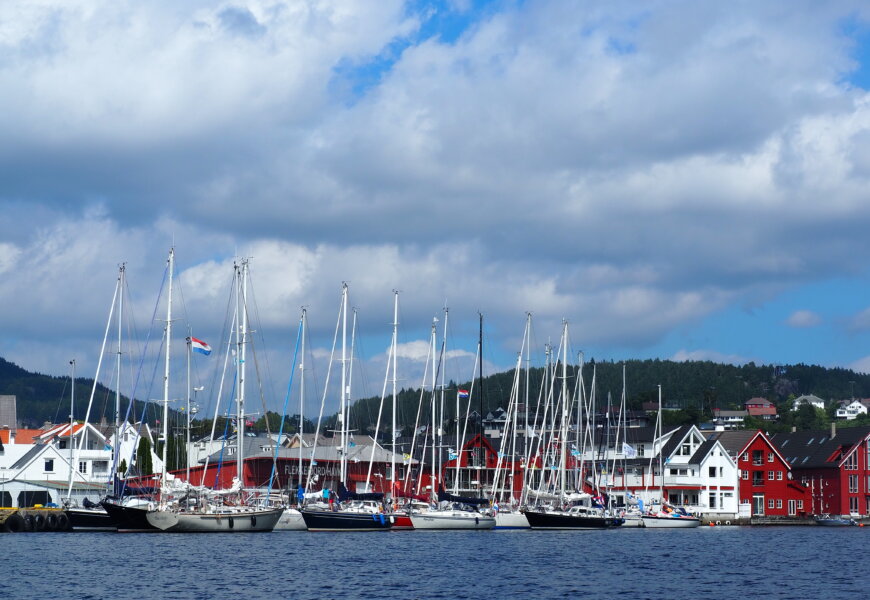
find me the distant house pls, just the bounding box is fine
[745,398,777,420]
[835,399,869,421]
[792,394,825,412]
[712,409,748,430]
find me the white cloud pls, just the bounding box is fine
[848,307,870,332]
[786,309,822,328]
[848,355,870,374]
[670,349,750,365]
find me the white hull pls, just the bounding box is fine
[410,511,496,530]
[494,511,529,529]
[146,507,283,532]
[641,515,701,528]
[273,507,306,530]
[621,514,645,528]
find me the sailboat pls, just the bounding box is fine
[640,385,700,529]
[409,314,495,530]
[300,283,392,531]
[523,321,616,530]
[145,257,282,532]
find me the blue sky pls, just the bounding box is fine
[4,1,870,415]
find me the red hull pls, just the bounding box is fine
[389,513,414,529]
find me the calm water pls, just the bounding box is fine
[5,527,866,599]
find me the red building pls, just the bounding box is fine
[770,425,870,517]
[744,398,777,420]
[733,430,810,517]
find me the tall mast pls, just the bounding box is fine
[429,318,437,493]
[559,320,569,497]
[523,313,531,472]
[299,308,307,488]
[160,248,174,498]
[437,307,448,486]
[237,259,249,488]
[185,333,191,485]
[390,292,399,496]
[115,264,124,463]
[67,359,75,502]
[339,282,348,485]
[657,383,663,504]
[478,313,484,439]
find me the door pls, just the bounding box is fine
[787,499,796,516]
[753,494,765,516]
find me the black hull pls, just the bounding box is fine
[65,507,115,531]
[301,509,392,531]
[524,510,616,530]
[100,501,159,532]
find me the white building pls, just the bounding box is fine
[792,394,825,412]
[835,400,868,420]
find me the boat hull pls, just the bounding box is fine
[524,510,616,530]
[410,512,496,530]
[274,507,307,530]
[494,511,530,529]
[100,501,160,533]
[65,506,115,531]
[641,515,701,528]
[301,509,393,531]
[388,513,414,530]
[146,507,284,532]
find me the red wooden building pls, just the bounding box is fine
[734,430,810,517]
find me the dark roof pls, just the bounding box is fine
[11,443,48,469]
[689,439,717,464]
[709,430,757,458]
[659,424,693,459]
[769,426,870,469]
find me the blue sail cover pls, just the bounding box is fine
[338,482,384,502]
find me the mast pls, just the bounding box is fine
[185,334,191,485]
[237,259,249,489]
[523,313,531,473]
[339,282,348,485]
[657,383,663,505]
[478,313,484,441]
[559,320,569,497]
[67,359,75,502]
[299,308,307,489]
[160,248,174,500]
[390,292,398,497]
[115,264,124,469]
[429,317,437,494]
[437,307,448,487]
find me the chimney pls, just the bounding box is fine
[830,422,836,440]
[791,426,796,433]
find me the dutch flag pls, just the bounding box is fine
[190,337,212,356]
[458,389,469,399]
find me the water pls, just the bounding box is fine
[5,527,866,599]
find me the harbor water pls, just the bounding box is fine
[5,526,866,599]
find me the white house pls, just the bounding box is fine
[835,400,869,420]
[792,394,825,412]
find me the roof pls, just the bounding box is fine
[10,444,49,469]
[794,394,825,404]
[0,428,43,444]
[708,430,757,458]
[689,439,717,464]
[769,426,870,469]
[745,397,774,407]
[659,424,693,459]
[201,434,414,465]
[0,395,16,429]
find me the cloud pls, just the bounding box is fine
[848,355,870,374]
[670,349,750,365]
[785,309,822,328]
[847,307,870,332]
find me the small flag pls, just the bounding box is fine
[190,337,212,356]
[458,389,469,399]
[526,426,537,439]
[348,441,356,448]
[622,442,637,459]
[448,449,458,460]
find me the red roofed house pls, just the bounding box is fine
[745,398,777,421]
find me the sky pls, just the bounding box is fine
[4,1,870,417]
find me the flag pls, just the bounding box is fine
[190,337,212,356]
[448,449,458,460]
[526,426,537,439]
[622,442,638,459]
[458,389,469,399]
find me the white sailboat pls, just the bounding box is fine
[146,257,282,532]
[641,385,700,529]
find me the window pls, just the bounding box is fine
[797,500,804,511]
[768,470,775,480]
[788,499,796,516]
[719,467,724,477]
[709,467,717,478]
[776,499,782,509]
[753,472,764,486]
[777,471,783,481]
[742,471,749,480]
[44,459,54,472]
[850,497,859,514]
[768,499,774,509]
[752,450,763,466]
[741,452,748,462]
[844,452,857,470]
[679,443,691,456]
[768,452,774,463]
[78,461,87,474]
[849,475,858,493]
[709,493,717,508]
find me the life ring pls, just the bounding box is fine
[715,521,721,526]
[725,520,731,526]
[3,513,25,533]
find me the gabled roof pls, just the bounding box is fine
[708,430,756,458]
[769,426,870,469]
[659,424,694,459]
[0,428,43,444]
[688,439,717,464]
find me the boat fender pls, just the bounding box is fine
[3,513,25,533]
[56,512,70,531]
[24,514,35,531]
[228,517,234,529]
[709,522,714,527]
[251,516,256,527]
[46,513,58,531]
[725,520,731,526]
[475,517,479,526]
[389,515,395,524]
[715,521,721,526]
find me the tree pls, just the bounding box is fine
[136,437,153,475]
[118,458,127,475]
